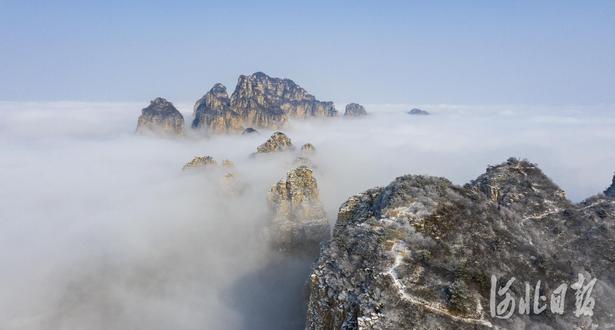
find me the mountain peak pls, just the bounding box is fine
[468,157,571,218]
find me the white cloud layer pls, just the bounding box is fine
[0,102,614,329]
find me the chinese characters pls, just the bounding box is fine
[490,274,597,319]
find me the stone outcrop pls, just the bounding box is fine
[605,173,615,197]
[255,132,294,154]
[192,84,244,134]
[343,103,368,117]
[136,98,184,135]
[306,158,615,329]
[266,166,330,255]
[408,108,430,115]
[182,156,217,171]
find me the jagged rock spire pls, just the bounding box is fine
[192,83,244,134]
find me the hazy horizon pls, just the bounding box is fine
[1,1,614,104]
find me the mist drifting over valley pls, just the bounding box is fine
[0,101,613,329]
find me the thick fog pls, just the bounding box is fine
[0,101,614,329]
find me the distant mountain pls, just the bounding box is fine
[343,103,368,117]
[192,72,337,134]
[408,108,430,115]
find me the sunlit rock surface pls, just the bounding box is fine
[306,158,615,329]
[205,72,337,129]
[231,72,337,129]
[255,131,294,154]
[192,83,244,134]
[266,166,330,255]
[343,103,368,117]
[182,156,217,171]
[136,98,184,136]
[189,72,337,133]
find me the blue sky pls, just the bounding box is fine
[1,0,614,104]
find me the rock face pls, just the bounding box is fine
[344,103,368,117]
[605,173,615,197]
[192,72,337,133]
[182,156,217,171]
[192,84,243,134]
[408,108,430,115]
[267,166,330,255]
[256,132,294,154]
[136,98,184,135]
[231,72,337,128]
[306,158,615,329]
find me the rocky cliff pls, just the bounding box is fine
[266,166,330,255]
[344,103,368,117]
[136,98,184,135]
[192,84,244,134]
[306,158,615,329]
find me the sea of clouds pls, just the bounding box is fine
[0,101,614,329]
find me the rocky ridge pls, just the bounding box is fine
[306,158,615,329]
[190,72,337,134]
[137,73,339,136]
